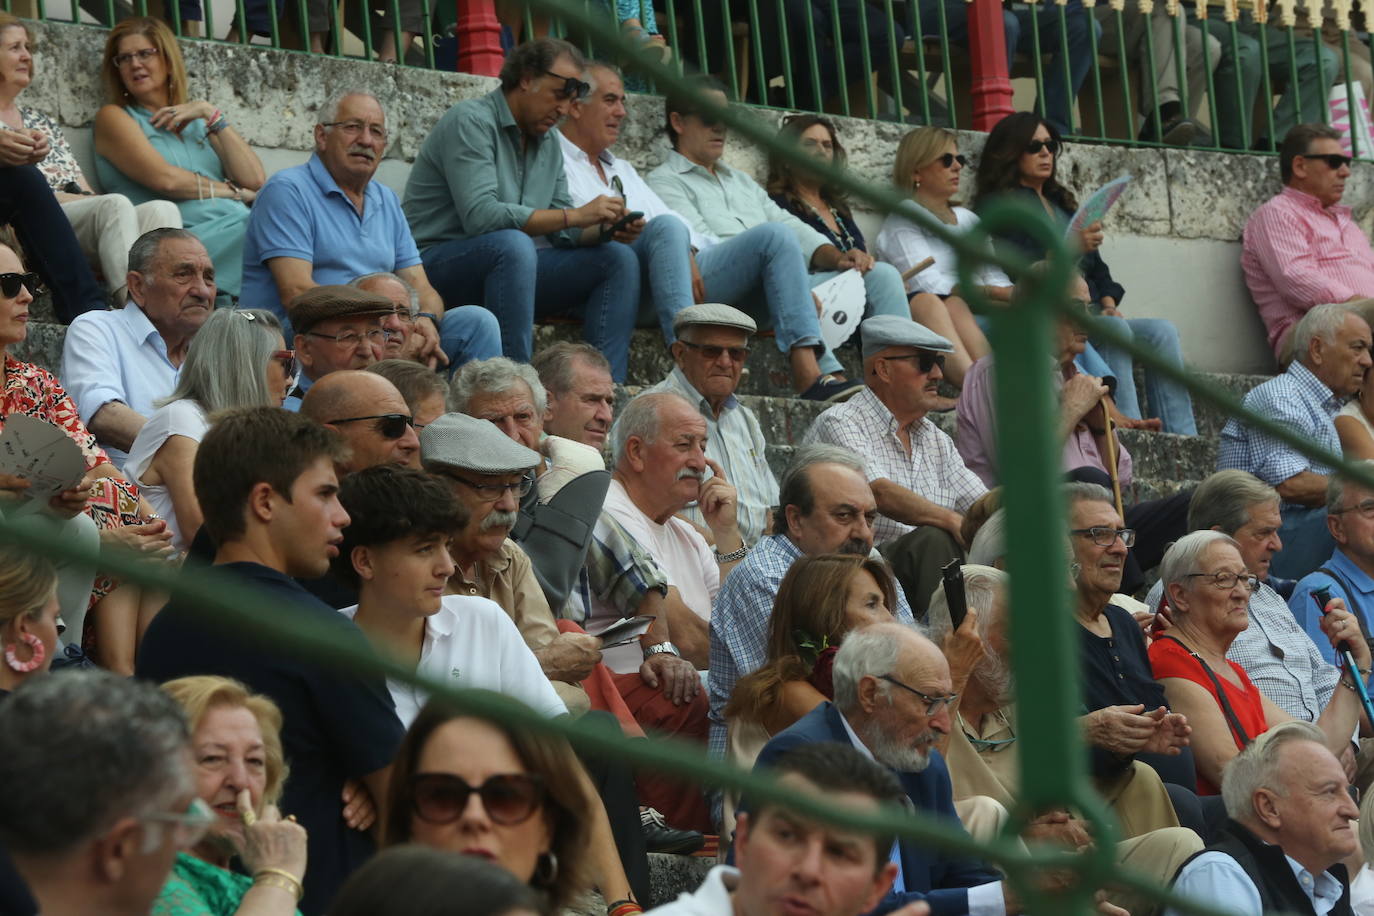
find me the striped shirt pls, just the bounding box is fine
[1217,360,1342,492]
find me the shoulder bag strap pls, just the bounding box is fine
[1156,634,1252,748]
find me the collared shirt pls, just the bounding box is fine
[1168,849,1346,916]
[241,153,424,320]
[1290,547,1374,666]
[803,388,988,543]
[556,131,708,251]
[647,149,829,263]
[566,509,669,622]
[642,367,779,546]
[1218,360,1342,493]
[403,88,578,250]
[60,302,179,466]
[1242,186,1374,356]
[874,204,1012,297]
[707,534,917,759]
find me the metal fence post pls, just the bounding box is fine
[456,0,504,72]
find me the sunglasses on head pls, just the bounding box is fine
[1301,152,1353,170]
[0,272,40,298]
[410,773,545,826]
[1024,139,1060,156]
[543,69,590,101]
[328,413,413,439]
[937,153,968,168]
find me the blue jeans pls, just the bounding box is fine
[1271,503,1336,581]
[420,229,640,380]
[1008,0,1098,135]
[809,262,909,374]
[438,305,503,376]
[1091,316,1198,435]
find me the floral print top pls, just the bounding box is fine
[0,105,86,192]
[2,353,114,474]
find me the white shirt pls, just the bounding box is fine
[646,864,740,916]
[587,479,719,673]
[123,398,209,553]
[873,204,1011,297]
[339,595,568,728]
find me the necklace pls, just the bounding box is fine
[797,194,856,251]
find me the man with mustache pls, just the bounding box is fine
[242,88,499,374]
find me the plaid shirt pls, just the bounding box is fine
[1217,361,1342,492]
[802,388,987,543]
[564,512,669,622]
[707,534,916,759]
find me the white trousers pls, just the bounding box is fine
[60,194,182,301]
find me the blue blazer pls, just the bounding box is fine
[749,703,1002,916]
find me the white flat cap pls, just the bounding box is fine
[672,303,758,337]
[420,412,540,475]
[860,315,955,361]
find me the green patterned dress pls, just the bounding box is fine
[151,852,302,916]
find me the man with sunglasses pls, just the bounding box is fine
[301,370,420,473]
[1243,123,1374,361]
[403,38,640,382]
[283,284,395,410]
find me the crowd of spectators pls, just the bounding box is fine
[7,18,1374,916]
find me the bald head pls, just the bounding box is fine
[300,371,420,472]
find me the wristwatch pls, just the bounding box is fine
[642,641,680,659]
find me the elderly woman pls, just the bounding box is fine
[155,676,308,916]
[0,545,58,696]
[1150,529,1370,796]
[0,13,180,305]
[93,17,264,299]
[126,309,294,554]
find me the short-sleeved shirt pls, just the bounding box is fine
[241,154,424,320]
[1217,360,1342,494]
[1289,547,1374,666]
[123,398,209,552]
[136,561,404,915]
[873,204,1011,297]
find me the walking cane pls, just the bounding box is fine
[1102,413,1125,520]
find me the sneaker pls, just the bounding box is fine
[640,807,706,855]
[800,374,863,403]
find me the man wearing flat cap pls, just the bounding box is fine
[803,315,987,613]
[285,284,395,410]
[639,303,779,547]
[421,411,600,715]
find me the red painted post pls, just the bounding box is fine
[456,0,505,74]
[966,0,1014,130]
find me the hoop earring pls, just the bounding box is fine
[5,632,45,673]
[533,851,559,886]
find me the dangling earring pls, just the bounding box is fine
[5,632,45,673]
[533,851,559,886]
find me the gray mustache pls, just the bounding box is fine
[481,510,519,531]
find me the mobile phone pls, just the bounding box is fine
[607,210,644,234]
[942,559,967,630]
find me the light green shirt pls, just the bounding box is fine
[403,88,578,250]
[646,149,830,264]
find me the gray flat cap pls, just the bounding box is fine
[860,315,955,361]
[421,412,540,474]
[672,303,757,337]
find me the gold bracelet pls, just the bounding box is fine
[253,868,303,902]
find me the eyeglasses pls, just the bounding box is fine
[1071,526,1136,548]
[1024,139,1061,156]
[0,272,40,298]
[1300,152,1353,170]
[270,349,297,379]
[686,110,723,128]
[329,413,414,439]
[543,69,590,101]
[440,471,535,502]
[1184,571,1261,593]
[879,675,957,716]
[936,153,968,168]
[1333,499,1374,519]
[678,340,750,362]
[140,797,216,854]
[411,772,545,826]
[386,305,416,325]
[321,119,389,142]
[305,327,389,348]
[880,351,945,374]
[113,46,159,68]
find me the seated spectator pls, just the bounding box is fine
[0,670,200,916]
[1095,8,1216,145]
[331,846,542,916]
[0,13,180,304]
[1242,123,1374,359]
[558,65,837,400]
[1291,464,1374,665]
[1151,530,1367,795]
[62,228,214,465]
[1336,341,1374,459]
[871,126,1003,387]
[0,546,58,695]
[648,76,910,400]
[125,308,293,553]
[154,676,309,916]
[533,341,616,448]
[0,163,104,324]
[241,89,499,372]
[1167,721,1359,915]
[803,315,985,611]
[300,369,420,472]
[973,112,1197,435]
[637,304,779,545]
[1218,302,1371,579]
[137,407,404,914]
[402,39,638,379]
[367,358,448,431]
[93,18,264,298]
[284,284,394,408]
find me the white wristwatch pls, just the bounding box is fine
[642,641,681,659]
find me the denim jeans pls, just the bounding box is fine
[1008,0,1098,135]
[1091,315,1198,435]
[809,262,910,373]
[1271,503,1336,581]
[438,305,503,376]
[420,229,641,380]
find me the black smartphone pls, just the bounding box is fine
[942,559,967,630]
[607,210,644,234]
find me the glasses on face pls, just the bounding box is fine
[270,349,297,379]
[321,119,389,142]
[442,470,535,502]
[936,152,968,168]
[410,772,545,826]
[329,413,414,439]
[678,340,750,362]
[1184,571,1261,593]
[387,305,416,325]
[1333,499,1374,519]
[687,110,722,128]
[306,327,389,348]
[0,272,40,299]
[1024,138,1060,156]
[879,675,958,716]
[1301,152,1353,170]
[881,351,945,374]
[113,46,159,68]
[1071,526,1136,548]
[543,70,590,101]
[140,797,216,854]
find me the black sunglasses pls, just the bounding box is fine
[543,69,590,101]
[882,351,946,373]
[937,153,968,168]
[328,413,413,439]
[1024,139,1061,156]
[1301,152,1353,170]
[410,773,545,826]
[678,340,750,362]
[0,272,40,298]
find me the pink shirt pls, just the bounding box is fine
[1242,186,1374,356]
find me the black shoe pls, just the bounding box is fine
[799,374,863,403]
[641,808,705,855]
[1139,113,1204,147]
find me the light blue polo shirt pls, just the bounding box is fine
[240,153,423,320]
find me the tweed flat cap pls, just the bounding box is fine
[860,315,955,360]
[288,285,394,335]
[672,303,758,337]
[421,412,540,474]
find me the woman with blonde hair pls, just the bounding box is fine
[872,126,1007,387]
[93,17,264,298]
[0,544,59,695]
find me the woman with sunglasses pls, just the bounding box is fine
[972,112,1196,436]
[93,17,265,300]
[766,116,869,265]
[126,308,294,556]
[873,127,1007,388]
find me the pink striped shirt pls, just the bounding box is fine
[1241,186,1374,357]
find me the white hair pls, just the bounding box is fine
[1158,530,1241,596]
[1293,302,1360,365]
[1220,720,1327,823]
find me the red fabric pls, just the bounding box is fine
[1149,636,1269,795]
[554,619,645,738]
[612,670,712,834]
